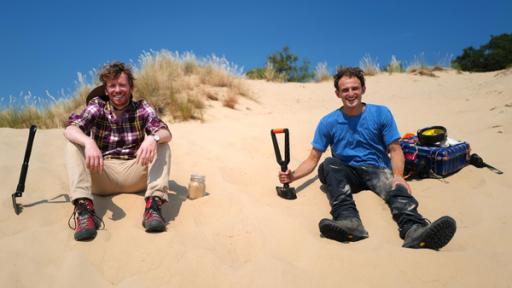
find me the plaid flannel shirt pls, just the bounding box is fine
[66,97,169,160]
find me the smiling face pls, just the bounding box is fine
[335,76,366,116]
[105,72,132,109]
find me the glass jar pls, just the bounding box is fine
[188,174,206,200]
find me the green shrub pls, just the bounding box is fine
[246,67,266,80]
[452,33,512,72]
[246,46,314,82]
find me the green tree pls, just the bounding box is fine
[452,33,512,72]
[245,46,314,82]
[267,46,313,82]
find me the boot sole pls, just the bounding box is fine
[404,216,457,250]
[143,219,166,233]
[319,219,368,243]
[74,229,97,241]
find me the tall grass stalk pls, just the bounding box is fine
[406,52,429,72]
[387,55,403,74]
[314,62,331,82]
[359,54,381,75]
[405,53,447,77]
[264,62,287,82]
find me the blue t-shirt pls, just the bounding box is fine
[312,104,400,169]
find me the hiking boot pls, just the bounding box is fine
[142,196,166,232]
[402,216,456,250]
[68,198,102,241]
[319,217,369,243]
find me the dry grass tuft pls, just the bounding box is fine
[1,50,252,128]
[314,62,331,82]
[431,66,446,72]
[199,66,233,87]
[405,53,444,77]
[406,53,429,73]
[231,79,254,100]
[408,68,438,77]
[205,90,219,101]
[359,54,381,76]
[222,91,238,109]
[264,62,287,82]
[387,55,403,74]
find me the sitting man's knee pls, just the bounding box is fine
[318,157,344,184]
[156,143,171,156]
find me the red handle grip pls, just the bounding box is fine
[271,128,287,134]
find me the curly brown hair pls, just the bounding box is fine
[333,67,365,91]
[99,62,135,88]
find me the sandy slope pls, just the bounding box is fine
[1,70,511,287]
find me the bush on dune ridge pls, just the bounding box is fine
[0,50,251,128]
[246,46,314,82]
[452,33,512,72]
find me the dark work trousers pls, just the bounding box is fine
[318,157,427,239]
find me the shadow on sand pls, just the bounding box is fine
[161,180,187,223]
[94,196,127,221]
[22,193,71,207]
[295,175,319,194]
[93,180,187,224]
[17,193,71,214]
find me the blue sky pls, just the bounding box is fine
[0,0,510,106]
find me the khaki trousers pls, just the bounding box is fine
[66,142,171,203]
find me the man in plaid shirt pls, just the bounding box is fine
[64,62,172,241]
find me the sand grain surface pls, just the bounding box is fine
[1,70,511,287]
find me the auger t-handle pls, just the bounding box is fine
[271,128,296,200]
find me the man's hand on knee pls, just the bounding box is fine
[392,175,411,193]
[85,140,103,173]
[136,137,157,166]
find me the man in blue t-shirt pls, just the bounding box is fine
[278,67,456,250]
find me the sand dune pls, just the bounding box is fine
[1,70,511,287]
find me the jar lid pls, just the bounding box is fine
[190,174,205,182]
